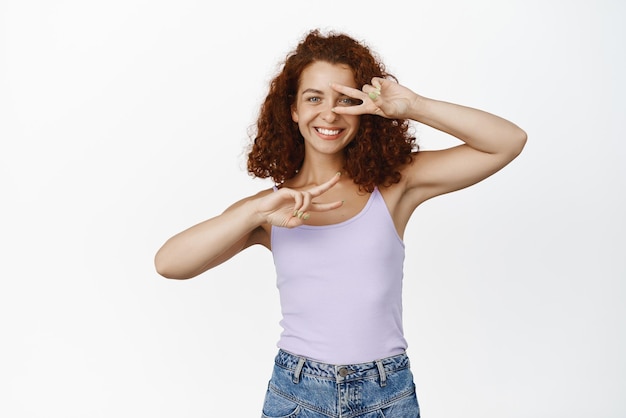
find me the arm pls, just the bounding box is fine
[154,194,268,280]
[154,173,343,280]
[331,79,527,202]
[403,95,527,201]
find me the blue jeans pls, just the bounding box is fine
[261,350,420,418]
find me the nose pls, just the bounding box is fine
[321,105,337,123]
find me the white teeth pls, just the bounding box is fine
[317,128,341,135]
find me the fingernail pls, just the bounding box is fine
[303,213,310,220]
[293,210,298,217]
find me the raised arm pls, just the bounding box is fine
[154,173,343,279]
[331,78,527,203]
[402,95,527,201]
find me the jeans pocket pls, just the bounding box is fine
[261,387,301,418]
[379,391,420,418]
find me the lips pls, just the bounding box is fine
[315,127,343,139]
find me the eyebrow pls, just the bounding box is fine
[301,88,352,99]
[301,88,324,95]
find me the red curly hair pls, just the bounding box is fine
[247,29,417,192]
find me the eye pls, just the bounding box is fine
[338,96,362,106]
[305,96,321,103]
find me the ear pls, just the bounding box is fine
[291,104,299,123]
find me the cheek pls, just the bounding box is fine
[347,118,361,142]
[348,115,361,131]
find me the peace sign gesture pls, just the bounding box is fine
[330,77,420,120]
[257,172,344,228]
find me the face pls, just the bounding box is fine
[291,61,361,158]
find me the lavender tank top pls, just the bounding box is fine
[271,187,408,364]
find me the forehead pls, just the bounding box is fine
[298,61,357,90]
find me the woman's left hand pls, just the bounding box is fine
[330,77,419,119]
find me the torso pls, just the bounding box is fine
[270,185,408,363]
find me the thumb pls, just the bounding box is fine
[371,77,385,90]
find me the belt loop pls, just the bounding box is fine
[376,360,387,387]
[292,357,306,384]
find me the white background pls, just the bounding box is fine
[1,0,624,417]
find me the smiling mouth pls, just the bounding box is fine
[315,127,343,136]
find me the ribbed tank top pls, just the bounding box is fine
[271,187,408,364]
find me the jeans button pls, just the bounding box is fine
[338,367,349,377]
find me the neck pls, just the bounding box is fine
[291,155,346,187]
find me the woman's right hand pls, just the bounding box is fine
[155,173,343,279]
[256,172,344,228]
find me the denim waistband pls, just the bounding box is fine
[274,349,410,384]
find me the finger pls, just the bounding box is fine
[366,86,381,101]
[364,78,386,101]
[286,173,340,218]
[293,173,341,219]
[298,192,313,218]
[332,101,382,116]
[329,82,366,99]
[332,103,371,116]
[333,80,384,115]
[308,200,344,212]
[371,77,384,90]
[306,172,342,197]
[291,191,304,216]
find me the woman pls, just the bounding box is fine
[155,29,526,418]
